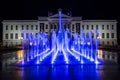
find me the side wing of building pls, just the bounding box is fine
[82,20,117,46]
[2,20,38,46]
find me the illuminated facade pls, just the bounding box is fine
[2,12,117,46]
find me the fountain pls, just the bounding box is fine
[19,9,101,66]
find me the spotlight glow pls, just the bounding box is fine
[95,60,99,64]
[62,48,69,63]
[51,50,58,64]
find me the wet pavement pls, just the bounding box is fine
[0,50,120,80]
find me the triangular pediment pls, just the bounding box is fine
[49,13,70,18]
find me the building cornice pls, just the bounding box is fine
[82,20,117,23]
[2,20,38,23]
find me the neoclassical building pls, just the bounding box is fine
[2,12,117,46]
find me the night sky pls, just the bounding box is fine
[0,0,120,43]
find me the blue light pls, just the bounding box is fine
[81,60,84,64]
[27,57,29,62]
[95,60,99,64]
[51,50,58,64]
[18,9,101,66]
[62,48,69,64]
[90,58,94,61]
[36,60,39,64]
[22,59,24,65]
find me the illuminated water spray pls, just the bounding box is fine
[19,9,101,66]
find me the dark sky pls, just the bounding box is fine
[0,0,120,43]
[0,0,120,20]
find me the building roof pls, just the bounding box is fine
[82,20,117,22]
[2,20,38,23]
[49,13,71,18]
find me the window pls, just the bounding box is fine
[10,33,13,39]
[5,33,8,39]
[40,23,44,30]
[111,33,114,38]
[63,24,66,29]
[76,23,80,27]
[46,24,48,29]
[103,41,104,45]
[16,25,18,30]
[87,25,89,30]
[107,25,109,30]
[22,25,24,30]
[68,24,70,29]
[31,25,33,30]
[35,33,38,36]
[107,55,109,58]
[26,25,29,30]
[54,25,56,29]
[91,25,93,30]
[53,24,56,30]
[40,23,44,27]
[112,41,114,45]
[45,32,48,34]
[6,25,8,30]
[92,33,94,38]
[50,24,52,29]
[102,33,104,38]
[68,26,69,29]
[107,41,109,45]
[6,42,8,45]
[82,25,84,29]
[11,25,13,30]
[72,24,74,31]
[36,25,38,30]
[15,33,18,39]
[16,42,18,45]
[107,33,109,38]
[96,25,98,30]
[26,33,28,39]
[76,23,80,30]
[102,25,104,30]
[112,25,114,30]
[97,33,99,38]
[21,33,24,37]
